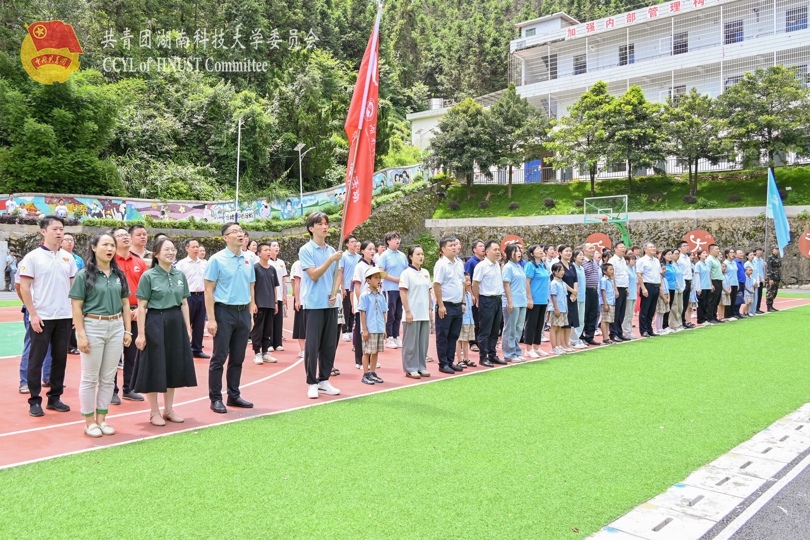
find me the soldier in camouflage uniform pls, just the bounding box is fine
[766,247,781,312]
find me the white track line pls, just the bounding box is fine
[1,302,809,468]
[0,358,304,439]
[712,452,810,540]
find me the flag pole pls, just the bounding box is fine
[331,3,383,303]
[764,167,770,251]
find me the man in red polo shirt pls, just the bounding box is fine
[111,227,146,404]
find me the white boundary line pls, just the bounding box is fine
[710,452,810,540]
[1,302,809,470]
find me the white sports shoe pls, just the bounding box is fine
[536,348,549,357]
[253,353,264,365]
[525,349,540,359]
[267,346,274,352]
[541,334,549,342]
[99,422,115,436]
[595,329,602,336]
[298,351,305,358]
[512,356,527,363]
[395,338,403,348]
[574,342,588,349]
[728,317,738,322]
[307,384,318,399]
[274,346,285,351]
[318,381,340,395]
[342,333,352,342]
[263,353,278,363]
[385,337,398,349]
[84,423,102,438]
[553,346,565,355]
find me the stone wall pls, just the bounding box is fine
[2,186,441,276]
[427,215,810,286]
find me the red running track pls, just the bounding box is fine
[1,295,808,469]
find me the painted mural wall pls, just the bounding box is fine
[0,165,423,223]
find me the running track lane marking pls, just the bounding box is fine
[711,452,810,540]
[1,302,807,470]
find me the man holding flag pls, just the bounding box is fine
[765,168,790,311]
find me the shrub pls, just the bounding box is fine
[508,202,519,210]
[796,209,810,220]
[428,173,448,185]
[697,197,718,209]
[726,193,741,202]
[479,200,489,209]
[543,198,555,208]
[496,189,506,197]
[447,200,460,211]
[682,194,698,204]
[648,193,665,203]
[573,200,583,207]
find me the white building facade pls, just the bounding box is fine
[408,0,810,182]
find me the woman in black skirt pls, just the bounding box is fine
[134,238,197,426]
[558,245,580,331]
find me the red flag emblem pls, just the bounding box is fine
[28,21,83,53]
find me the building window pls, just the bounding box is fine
[724,75,743,90]
[786,7,808,32]
[542,54,558,80]
[794,64,810,85]
[574,54,587,75]
[724,20,744,44]
[670,85,687,104]
[619,44,635,66]
[609,162,627,173]
[525,27,536,37]
[673,32,688,55]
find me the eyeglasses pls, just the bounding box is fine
[114,233,130,238]
[62,238,74,242]
[225,229,244,236]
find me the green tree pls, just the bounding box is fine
[603,85,665,194]
[660,89,727,196]
[488,83,549,197]
[547,81,614,197]
[426,98,494,199]
[718,65,810,167]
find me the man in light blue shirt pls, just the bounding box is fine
[339,235,360,342]
[204,221,256,414]
[377,231,409,348]
[299,212,343,399]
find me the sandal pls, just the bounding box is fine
[331,368,340,376]
[466,360,477,367]
[150,412,166,426]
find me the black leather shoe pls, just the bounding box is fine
[110,393,121,405]
[648,332,659,337]
[46,400,70,412]
[193,352,211,359]
[481,359,494,368]
[755,310,765,314]
[226,396,254,408]
[768,308,779,312]
[490,357,507,365]
[450,363,464,372]
[584,339,599,346]
[29,404,44,417]
[210,400,227,413]
[439,365,456,375]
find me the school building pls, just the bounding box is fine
[407,0,810,182]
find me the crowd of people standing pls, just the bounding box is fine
[9,212,787,438]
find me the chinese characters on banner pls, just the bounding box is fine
[101,27,319,51]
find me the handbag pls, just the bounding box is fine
[735,289,745,305]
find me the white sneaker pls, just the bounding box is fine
[395,338,403,348]
[376,362,381,368]
[267,346,274,352]
[253,353,264,365]
[263,353,278,363]
[342,333,352,342]
[574,342,588,349]
[275,346,285,351]
[298,351,305,358]
[541,335,549,342]
[307,384,318,399]
[525,349,540,359]
[318,381,340,395]
[595,329,602,336]
[84,423,102,438]
[564,347,575,352]
[99,422,115,436]
[553,346,565,355]
[728,317,738,322]
[512,356,527,363]
[386,337,397,349]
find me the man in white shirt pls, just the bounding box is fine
[433,237,466,375]
[607,241,629,341]
[177,238,210,358]
[676,241,695,328]
[472,240,506,368]
[54,199,69,218]
[5,194,18,215]
[635,242,661,337]
[19,216,77,417]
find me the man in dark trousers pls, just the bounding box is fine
[464,240,485,350]
[251,243,280,365]
[111,227,147,403]
[472,240,506,367]
[204,222,256,414]
[176,238,209,359]
[580,243,600,344]
[636,242,662,337]
[433,237,466,374]
[766,246,781,312]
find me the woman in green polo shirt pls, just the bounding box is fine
[69,233,133,438]
[133,238,197,426]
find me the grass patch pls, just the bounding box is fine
[0,300,22,307]
[0,308,809,538]
[779,292,810,298]
[434,166,810,218]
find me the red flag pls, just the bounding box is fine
[27,21,84,53]
[342,6,382,238]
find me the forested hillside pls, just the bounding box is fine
[0,0,656,200]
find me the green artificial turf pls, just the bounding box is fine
[0,300,22,307]
[433,165,810,219]
[1,308,809,539]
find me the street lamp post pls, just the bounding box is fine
[294,143,314,217]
